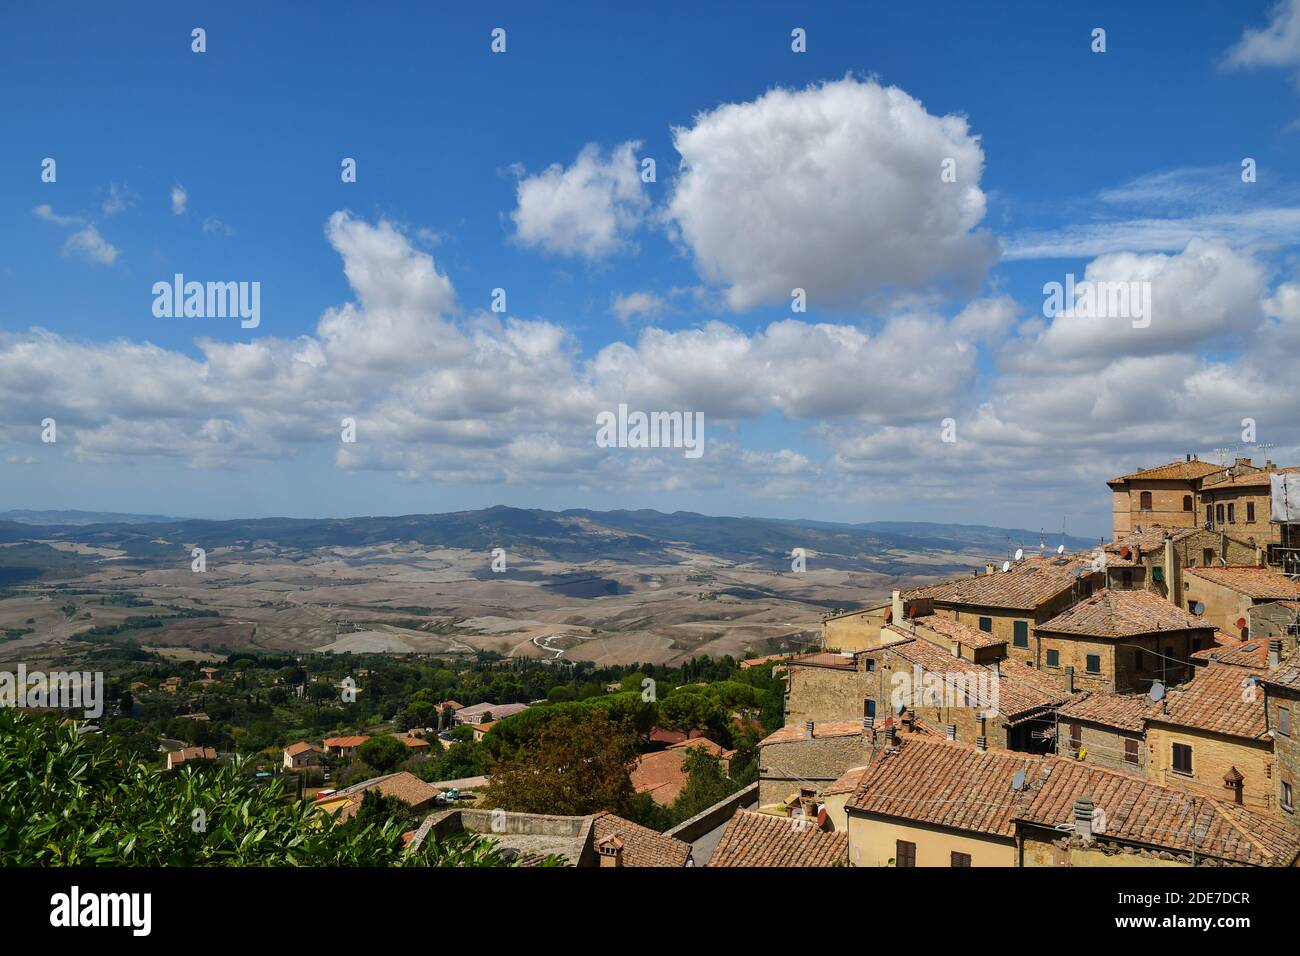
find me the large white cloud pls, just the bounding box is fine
[665,77,998,310]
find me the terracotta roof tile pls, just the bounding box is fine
[1186,566,1300,600]
[322,735,370,748]
[822,765,873,796]
[1264,649,1300,691]
[1057,692,1151,733]
[1037,588,1207,638]
[284,741,323,757]
[1018,760,1300,866]
[1146,663,1268,739]
[880,630,1068,718]
[847,737,1042,838]
[902,557,1093,611]
[1192,638,1272,668]
[910,613,1007,649]
[591,812,692,867]
[707,809,848,867]
[1109,459,1225,483]
[759,719,871,747]
[1106,526,1198,555]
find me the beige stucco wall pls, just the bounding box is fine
[1146,722,1274,815]
[846,812,1015,867]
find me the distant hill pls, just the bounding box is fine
[0,509,177,526]
[0,506,1096,572]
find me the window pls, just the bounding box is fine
[1247,502,1255,522]
[1139,491,1152,511]
[978,616,992,634]
[1121,569,1133,589]
[1280,707,1291,738]
[1203,548,1214,566]
[864,699,876,719]
[950,851,971,868]
[1086,654,1101,674]
[1182,495,1193,512]
[865,658,876,672]
[1069,723,1082,752]
[1046,649,1060,668]
[1216,503,1225,524]
[1227,503,1235,523]
[1013,620,1028,648]
[1124,738,1139,765]
[1205,504,1213,525]
[1172,742,1193,775]
[896,840,916,868]
[1284,782,1294,814]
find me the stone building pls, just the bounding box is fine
[1183,565,1300,639]
[1248,599,1300,647]
[840,735,1300,867]
[1107,455,1228,536]
[821,602,891,652]
[1101,525,1257,607]
[755,718,882,810]
[782,650,872,726]
[1031,588,1211,694]
[1144,663,1274,814]
[900,555,1101,665]
[1055,692,1150,775]
[1200,465,1299,551]
[1263,646,1300,831]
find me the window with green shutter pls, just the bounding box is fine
[1013,620,1028,648]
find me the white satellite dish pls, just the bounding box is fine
[1057,543,1065,555]
[1014,548,1024,562]
[1190,601,1205,617]
[1148,681,1165,704]
[1011,768,1027,792]
[1001,561,1011,573]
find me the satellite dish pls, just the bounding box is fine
[1001,561,1011,573]
[1057,543,1065,555]
[895,701,907,716]
[1235,617,1247,630]
[1073,568,1082,579]
[1149,681,1165,704]
[1011,768,1026,792]
[1190,601,1205,616]
[1014,548,1024,562]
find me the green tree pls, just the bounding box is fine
[357,735,409,773]
[484,711,638,816]
[0,710,529,866]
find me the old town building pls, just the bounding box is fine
[1107,455,1228,536]
[1031,588,1212,693]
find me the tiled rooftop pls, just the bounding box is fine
[591,812,692,867]
[707,809,848,867]
[1185,566,1300,600]
[1147,663,1268,739]
[1036,588,1206,638]
[1057,692,1151,732]
[1108,459,1225,483]
[902,557,1091,611]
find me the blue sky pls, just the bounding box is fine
[3,1,1300,536]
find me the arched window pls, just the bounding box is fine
[1139,491,1153,511]
[1182,495,1193,512]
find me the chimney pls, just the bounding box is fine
[1224,767,1244,805]
[946,723,957,741]
[976,714,987,751]
[992,659,1001,680]
[1064,665,1075,694]
[862,716,872,736]
[804,720,815,740]
[884,724,897,746]
[950,642,961,658]
[1270,638,1283,669]
[1073,796,1095,841]
[1185,453,1191,462]
[985,562,996,576]
[596,835,624,867]
[903,708,915,733]
[891,588,904,624]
